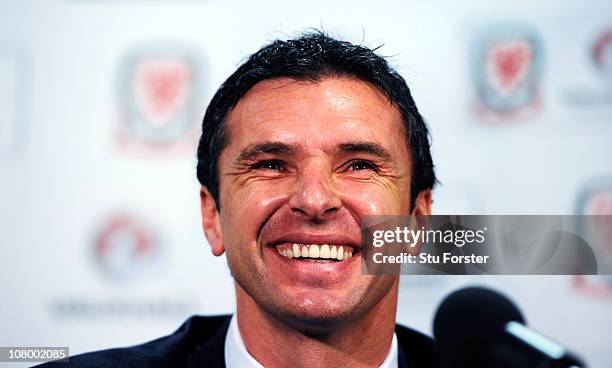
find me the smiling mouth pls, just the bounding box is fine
[275,244,356,262]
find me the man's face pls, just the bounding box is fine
[213,77,417,328]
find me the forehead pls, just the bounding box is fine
[223,77,407,155]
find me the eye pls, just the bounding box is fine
[252,159,287,171]
[347,159,378,172]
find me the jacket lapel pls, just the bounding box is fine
[397,343,409,368]
[186,316,231,368]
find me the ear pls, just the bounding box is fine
[200,186,225,256]
[407,189,432,256]
[412,189,432,216]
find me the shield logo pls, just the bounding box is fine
[486,40,533,98]
[134,57,192,128]
[118,45,203,145]
[471,24,543,117]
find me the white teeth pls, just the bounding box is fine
[320,244,330,258]
[278,244,355,260]
[309,244,319,258]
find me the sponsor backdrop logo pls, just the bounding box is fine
[91,212,164,283]
[573,178,612,299]
[470,23,544,122]
[47,211,199,320]
[591,29,612,76]
[562,27,612,109]
[116,43,204,157]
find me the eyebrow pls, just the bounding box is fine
[234,140,394,164]
[236,142,296,163]
[337,141,394,162]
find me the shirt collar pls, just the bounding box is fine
[224,314,398,368]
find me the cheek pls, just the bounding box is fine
[221,181,292,242]
[336,181,410,215]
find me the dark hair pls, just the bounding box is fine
[197,31,436,209]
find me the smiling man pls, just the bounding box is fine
[195,32,437,368]
[37,32,436,368]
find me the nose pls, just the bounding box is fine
[288,163,341,220]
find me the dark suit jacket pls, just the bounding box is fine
[36,315,438,367]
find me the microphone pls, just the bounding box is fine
[433,287,586,368]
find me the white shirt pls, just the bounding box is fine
[225,314,398,368]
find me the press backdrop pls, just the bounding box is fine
[1,0,611,366]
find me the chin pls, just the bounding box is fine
[280,308,353,335]
[270,293,364,333]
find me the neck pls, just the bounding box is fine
[234,279,399,368]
